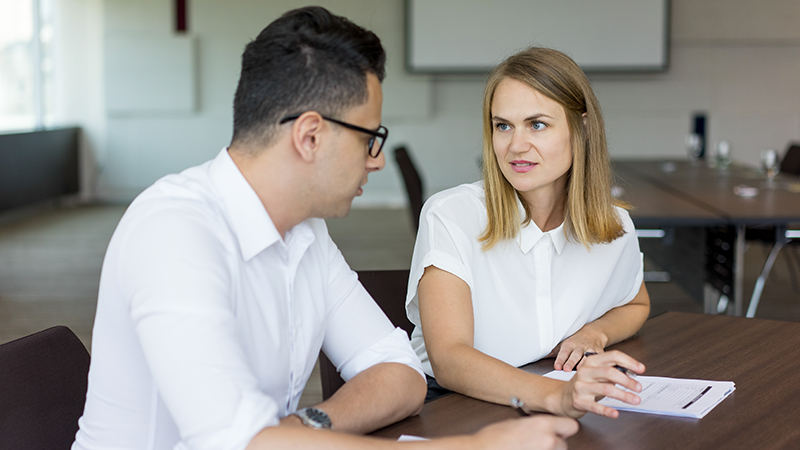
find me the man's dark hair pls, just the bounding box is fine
[231,6,386,147]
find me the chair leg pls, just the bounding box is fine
[746,241,785,318]
[785,246,800,292]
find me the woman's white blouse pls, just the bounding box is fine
[406,181,644,377]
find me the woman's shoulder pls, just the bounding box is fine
[424,181,485,213]
[420,181,487,232]
[611,205,636,233]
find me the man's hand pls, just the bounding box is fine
[472,415,578,450]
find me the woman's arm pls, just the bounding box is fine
[418,266,644,418]
[552,282,650,372]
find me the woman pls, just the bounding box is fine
[405,47,650,419]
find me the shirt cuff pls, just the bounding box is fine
[338,327,425,383]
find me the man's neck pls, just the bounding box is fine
[228,144,311,239]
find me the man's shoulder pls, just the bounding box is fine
[119,162,227,237]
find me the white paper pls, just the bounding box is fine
[544,370,735,419]
[398,434,429,441]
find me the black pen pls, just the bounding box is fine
[583,351,637,378]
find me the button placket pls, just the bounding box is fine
[534,234,554,351]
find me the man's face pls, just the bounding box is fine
[317,73,386,218]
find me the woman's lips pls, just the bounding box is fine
[511,160,536,173]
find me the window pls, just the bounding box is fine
[0,0,53,132]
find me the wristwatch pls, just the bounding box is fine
[291,407,333,430]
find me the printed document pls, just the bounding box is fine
[544,370,735,419]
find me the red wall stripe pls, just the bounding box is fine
[175,0,187,33]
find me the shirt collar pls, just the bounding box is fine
[208,148,313,261]
[515,193,567,255]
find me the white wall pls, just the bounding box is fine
[55,0,800,206]
[52,0,104,201]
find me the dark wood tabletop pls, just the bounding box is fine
[613,163,725,226]
[615,159,800,224]
[371,312,800,450]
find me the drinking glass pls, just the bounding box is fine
[685,134,702,163]
[715,140,731,170]
[761,148,780,185]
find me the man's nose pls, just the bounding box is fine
[367,150,385,172]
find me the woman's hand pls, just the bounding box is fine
[552,350,645,419]
[549,326,608,372]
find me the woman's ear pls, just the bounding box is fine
[290,112,325,162]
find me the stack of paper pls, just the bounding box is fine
[544,370,735,419]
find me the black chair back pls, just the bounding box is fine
[393,146,425,232]
[319,270,413,400]
[0,326,90,450]
[780,143,800,176]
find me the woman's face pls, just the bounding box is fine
[490,77,573,205]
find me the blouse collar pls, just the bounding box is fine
[515,193,568,255]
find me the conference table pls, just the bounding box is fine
[371,312,800,449]
[611,159,800,316]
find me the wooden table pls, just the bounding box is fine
[612,159,800,316]
[371,312,800,449]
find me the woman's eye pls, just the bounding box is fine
[532,121,546,131]
[495,123,510,131]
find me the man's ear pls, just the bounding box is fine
[290,112,325,162]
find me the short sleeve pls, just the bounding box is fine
[612,208,645,308]
[117,204,278,450]
[406,186,483,326]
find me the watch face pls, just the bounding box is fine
[306,408,329,424]
[298,407,332,429]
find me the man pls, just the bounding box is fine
[73,6,577,450]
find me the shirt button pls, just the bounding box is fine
[542,235,550,243]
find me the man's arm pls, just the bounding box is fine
[319,230,427,433]
[315,362,426,434]
[247,413,579,450]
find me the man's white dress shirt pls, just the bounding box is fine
[73,149,423,450]
[406,182,643,377]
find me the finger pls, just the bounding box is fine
[561,348,585,372]
[604,350,646,374]
[574,394,619,419]
[600,405,620,419]
[546,416,580,438]
[593,379,642,406]
[582,365,643,396]
[553,344,576,370]
[584,364,642,392]
[575,348,596,369]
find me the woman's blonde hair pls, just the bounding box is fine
[479,47,626,250]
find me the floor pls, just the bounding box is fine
[1,203,798,408]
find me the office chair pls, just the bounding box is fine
[319,270,414,400]
[393,146,425,233]
[745,143,800,317]
[780,143,800,176]
[0,326,90,450]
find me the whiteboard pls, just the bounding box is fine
[406,0,669,73]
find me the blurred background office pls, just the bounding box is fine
[1,0,799,356]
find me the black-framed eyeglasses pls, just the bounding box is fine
[279,113,388,158]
